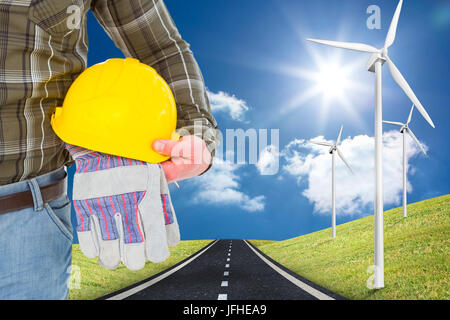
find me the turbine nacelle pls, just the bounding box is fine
[366,52,386,73]
[399,124,408,133]
[383,105,427,155]
[309,125,354,174]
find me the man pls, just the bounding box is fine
[0,0,218,299]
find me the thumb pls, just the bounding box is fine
[160,160,178,183]
[152,139,179,157]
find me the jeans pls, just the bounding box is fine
[0,167,72,300]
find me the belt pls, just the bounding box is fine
[0,178,66,215]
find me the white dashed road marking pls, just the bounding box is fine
[218,240,233,300]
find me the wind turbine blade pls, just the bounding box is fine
[306,38,379,53]
[383,120,404,127]
[407,104,414,124]
[386,56,435,128]
[384,0,403,48]
[336,125,343,145]
[407,128,427,155]
[309,140,333,147]
[336,147,354,174]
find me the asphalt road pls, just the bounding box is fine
[102,239,345,300]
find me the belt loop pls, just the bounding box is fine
[27,178,44,211]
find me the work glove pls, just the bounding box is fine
[66,144,180,271]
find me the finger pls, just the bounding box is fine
[73,165,98,258]
[112,193,145,244]
[168,161,209,182]
[159,168,175,226]
[152,139,179,157]
[161,159,207,183]
[114,192,146,270]
[109,192,146,270]
[90,215,120,270]
[159,166,180,246]
[139,164,170,262]
[73,199,91,232]
[174,135,211,165]
[165,211,180,247]
[73,199,98,258]
[115,212,145,271]
[86,197,121,269]
[166,212,180,247]
[160,160,179,183]
[77,230,98,258]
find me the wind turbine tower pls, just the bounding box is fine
[383,105,429,218]
[310,126,354,238]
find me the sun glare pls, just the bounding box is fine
[314,63,350,100]
[274,45,371,129]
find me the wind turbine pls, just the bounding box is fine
[306,0,434,289]
[310,126,354,239]
[383,105,427,218]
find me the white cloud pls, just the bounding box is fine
[241,195,266,212]
[282,131,426,216]
[207,89,249,121]
[256,145,279,175]
[189,156,266,212]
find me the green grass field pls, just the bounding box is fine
[250,194,450,300]
[68,240,212,300]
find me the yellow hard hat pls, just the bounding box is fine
[51,57,178,163]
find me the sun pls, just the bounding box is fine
[273,47,371,127]
[313,63,351,100]
[298,51,364,113]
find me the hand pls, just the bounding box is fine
[66,144,180,271]
[152,135,212,183]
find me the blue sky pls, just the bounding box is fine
[69,0,450,242]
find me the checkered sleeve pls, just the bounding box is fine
[90,0,220,159]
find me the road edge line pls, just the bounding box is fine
[244,240,336,300]
[104,240,219,300]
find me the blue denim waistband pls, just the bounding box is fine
[0,166,67,198]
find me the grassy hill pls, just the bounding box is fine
[250,194,450,300]
[68,240,213,300]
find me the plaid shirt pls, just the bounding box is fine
[0,0,218,185]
